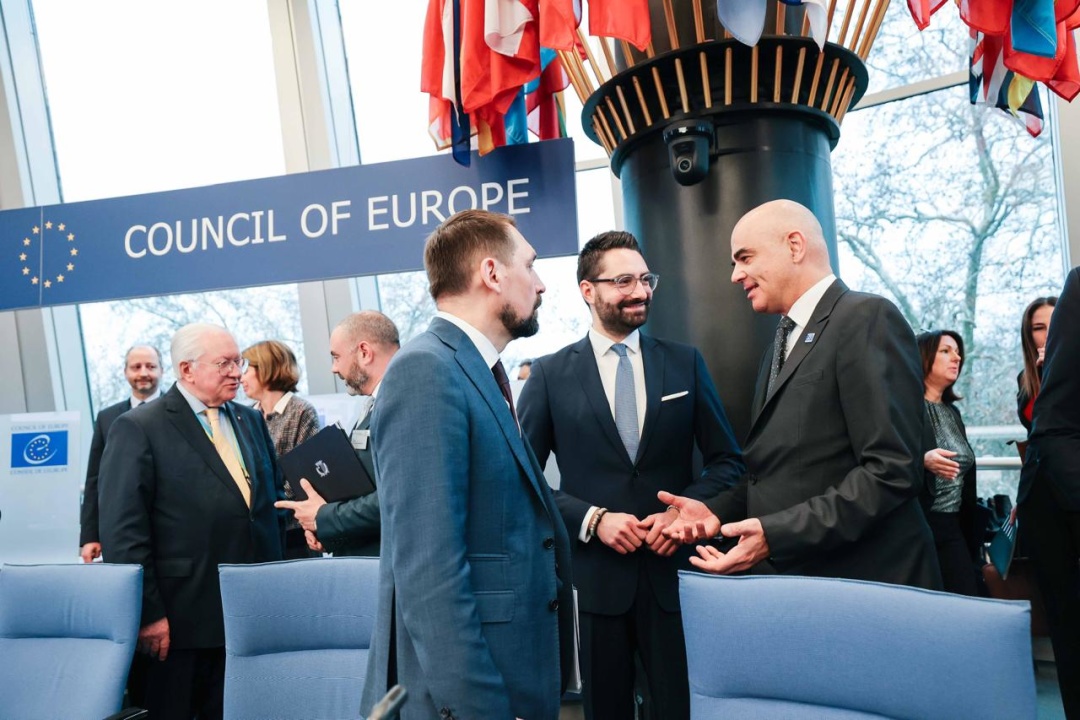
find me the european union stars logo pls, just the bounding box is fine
[11,431,69,468]
[14,219,80,294]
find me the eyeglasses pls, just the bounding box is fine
[197,357,249,376]
[588,273,660,294]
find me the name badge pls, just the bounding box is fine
[351,429,370,450]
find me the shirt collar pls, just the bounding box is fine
[436,311,502,370]
[786,274,836,329]
[130,389,161,408]
[269,391,294,415]
[589,327,641,361]
[176,381,211,415]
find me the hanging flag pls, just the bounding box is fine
[589,0,651,50]
[539,0,581,50]
[504,89,530,144]
[1011,0,1059,58]
[908,0,950,30]
[485,0,534,56]
[970,30,1044,136]
[957,0,1011,34]
[716,0,768,46]
[525,49,569,140]
[780,0,830,49]
[422,0,474,165]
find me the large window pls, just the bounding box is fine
[835,23,1066,497]
[32,0,305,413]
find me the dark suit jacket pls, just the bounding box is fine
[80,398,132,546]
[361,318,574,720]
[98,384,285,649]
[706,280,941,589]
[520,334,744,615]
[1020,266,1080,511]
[315,410,380,557]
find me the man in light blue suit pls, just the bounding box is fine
[360,209,575,720]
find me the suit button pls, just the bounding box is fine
[549,599,559,611]
[543,537,555,549]
[749,474,758,485]
[632,470,639,479]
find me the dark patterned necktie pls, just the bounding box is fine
[767,316,797,396]
[491,359,518,425]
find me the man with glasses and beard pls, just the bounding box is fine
[275,310,399,557]
[518,231,744,720]
[360,210,575,720]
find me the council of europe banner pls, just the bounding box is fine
[1,139,578,312]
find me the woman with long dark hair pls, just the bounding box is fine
[1017,296,1057,432]
[918,330,979,595]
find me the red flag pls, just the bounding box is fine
[909,0,951,30]
[958,0,1012,34]
[589,0,651,50]
[1047,29,1080,99]
[539,0,580,50]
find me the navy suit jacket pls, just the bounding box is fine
[361,318,574,720]
[706,281,941,589]
[80,397,132,546]
[98,384,285,648]
[1020,266,1080,510]
[519,334,744,615]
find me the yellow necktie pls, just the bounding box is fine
[205,407,251,507]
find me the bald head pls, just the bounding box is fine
[730,200,833,315]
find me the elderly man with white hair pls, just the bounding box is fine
[99,323,285,720]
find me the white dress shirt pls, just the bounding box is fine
[580,327,648,542]
[782,274,836,359]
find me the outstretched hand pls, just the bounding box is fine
[689,518,769,574]
[657,490,720,543]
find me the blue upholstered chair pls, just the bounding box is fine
[679,572,1036,719]
[0,562,144,719]
[219,556,380,720]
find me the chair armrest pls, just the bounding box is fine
[103,708,149,720]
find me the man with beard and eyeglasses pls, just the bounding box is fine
[275,310,399,557]
[360,210,575,720]
[518,230,744,720]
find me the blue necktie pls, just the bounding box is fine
[611,343,639,461]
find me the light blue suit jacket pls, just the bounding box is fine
[360,318,574,720]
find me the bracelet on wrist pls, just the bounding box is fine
[588,508,608,538]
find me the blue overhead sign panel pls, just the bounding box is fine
[1,139,578,311]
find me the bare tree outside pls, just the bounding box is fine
[832,3,1066,497]
[80,285,306,414]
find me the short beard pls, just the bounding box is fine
[500,299,541,340]
[597,296,649,336]
[343,364,370,396]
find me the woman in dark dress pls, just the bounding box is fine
[918,330,979,596]
[1017,296,1057,433]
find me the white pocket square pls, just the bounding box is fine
[661,391,689,402]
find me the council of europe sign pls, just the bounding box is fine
[1,139,578,311]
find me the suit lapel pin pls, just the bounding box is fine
[804,332,815,343]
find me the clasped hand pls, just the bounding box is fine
[596,508,681,556]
